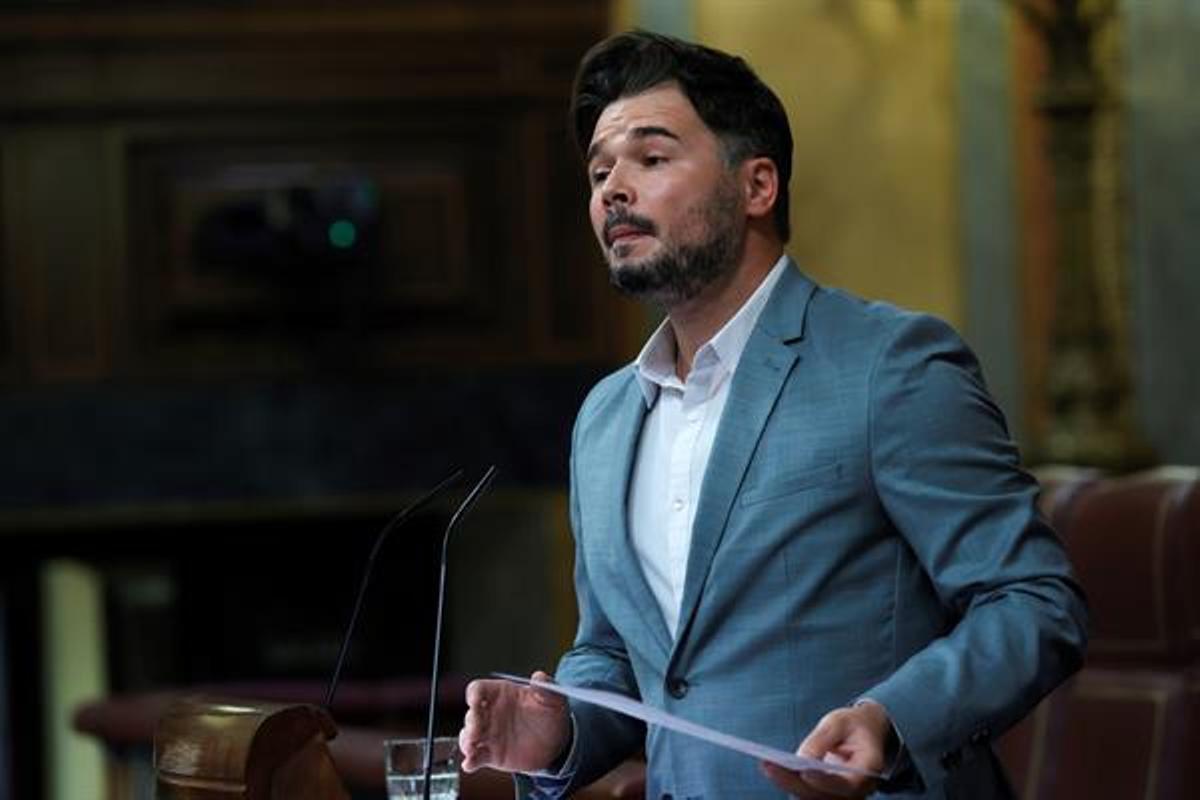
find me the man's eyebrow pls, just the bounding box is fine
[630,125,680,144]
[586,125,681,164]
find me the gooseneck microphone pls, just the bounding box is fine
[324,468,464,710]
[422,465,498,800]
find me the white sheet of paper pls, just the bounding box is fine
[492,673,876,779]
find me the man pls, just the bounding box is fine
[458,31,1087,799]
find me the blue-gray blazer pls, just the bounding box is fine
[530,261,1087,799]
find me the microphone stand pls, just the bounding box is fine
[422,465,498,800]
[323,468,464,711]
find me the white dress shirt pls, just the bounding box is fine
[628,255,789,637]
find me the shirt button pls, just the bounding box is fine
[667,677,689,699]
[672,498,684,511]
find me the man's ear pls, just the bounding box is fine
[741,157,779,223]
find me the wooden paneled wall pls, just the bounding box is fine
[0,1,637,384]
[0,7,624,798]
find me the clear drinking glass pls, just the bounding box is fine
[384,736,460,800]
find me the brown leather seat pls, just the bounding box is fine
[997,467,1200,800]
[1065,468,1200,664]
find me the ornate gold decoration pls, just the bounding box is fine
[1014,0,1154,469]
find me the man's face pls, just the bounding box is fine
[586,84,744,306]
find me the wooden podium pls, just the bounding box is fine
[155,697,350,799]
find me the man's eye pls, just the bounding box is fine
[591,169,610,185]
[644,155,666,166]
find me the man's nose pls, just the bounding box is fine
[601,165,635,207]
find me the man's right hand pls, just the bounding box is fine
[458,670,571,775]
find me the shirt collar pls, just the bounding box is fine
[633,254,791,407]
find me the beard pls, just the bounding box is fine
[604,179,743,308]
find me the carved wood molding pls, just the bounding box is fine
[0,3,606,114]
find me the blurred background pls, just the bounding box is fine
[0,0,1196,798]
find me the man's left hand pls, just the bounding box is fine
[760,700,892,799]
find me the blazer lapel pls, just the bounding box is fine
[671,262,815,653]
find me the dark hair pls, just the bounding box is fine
[570,30,793,242]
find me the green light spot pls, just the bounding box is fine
[328,219,357,249]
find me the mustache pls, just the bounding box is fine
[603,210,656,245]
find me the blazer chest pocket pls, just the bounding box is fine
[739,461,842,506]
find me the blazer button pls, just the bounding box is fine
[667,677,689,699]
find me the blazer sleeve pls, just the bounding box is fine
[860,314,1088,791]
[515,407,646,798]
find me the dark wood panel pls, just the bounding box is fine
[0,1,627,378]
[0,2,603,44]
[3,130,114,380]
[0,145,10,378]
[0,4,605,115]
[122,114,526,373]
